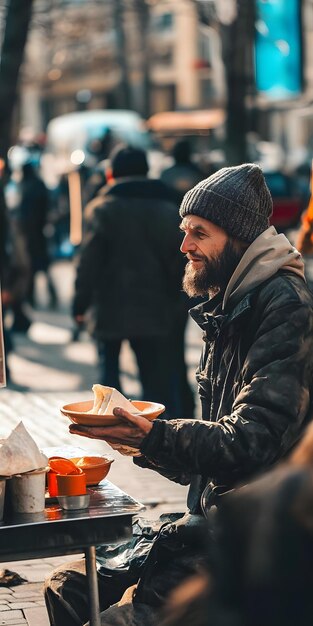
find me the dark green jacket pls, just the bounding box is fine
[138,270,313,512]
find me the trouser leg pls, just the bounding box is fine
[129,337,172,414]
[84,602,158,626]
[97,339,122,391]
[45,559,91,626]
[45,558,134,626]
[168,313,195,419]
[46,267,58,306]
[11,302,31,332]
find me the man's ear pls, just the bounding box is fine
[232,237,249,255]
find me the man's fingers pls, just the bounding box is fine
[113,407,149,430]
[69,424,102,439]
[69,423,134,443]
[68,424,119,440]
[68,409,153,444]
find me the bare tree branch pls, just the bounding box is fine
[0,0,34,159]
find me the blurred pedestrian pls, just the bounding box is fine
[0,174,31,379]
[73,144,188,413]
[17,161,57,308]
[161,139,204,202]
[83,160,107,206]
[50,173,71,257]
[0,179,11,380]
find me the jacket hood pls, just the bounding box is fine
[98,177,178,202]
[84,177,178,225]
[222,226,305,311]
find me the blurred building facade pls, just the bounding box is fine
[19,0,224,132]
[252,0,313,168]
[13,0,313,168]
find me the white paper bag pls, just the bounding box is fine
[0,422,48,476]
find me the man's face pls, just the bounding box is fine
[180,215,243,297]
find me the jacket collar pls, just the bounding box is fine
[189,292,252,340]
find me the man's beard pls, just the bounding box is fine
[182,239,244,298]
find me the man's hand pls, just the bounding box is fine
[69,407,153,449]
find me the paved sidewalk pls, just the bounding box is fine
[0,555,79,626]
[0,260,203,625]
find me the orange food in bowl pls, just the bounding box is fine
[70,456,113,485]
[48,457,81,475]
[47,457,83,497]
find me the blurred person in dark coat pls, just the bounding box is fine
[73,144,191,414]
[161,141,206,415]
[0,178,30,379]
[161,139,204,202]
[18,161,57,308]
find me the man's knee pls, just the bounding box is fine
[45,559,86,597]
[44,559,88,626]
[83,602,158,626]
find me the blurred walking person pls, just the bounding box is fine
[17,161,57,309]
[0,171,30,381]
[73,144,191,415]
[161,140,204,202]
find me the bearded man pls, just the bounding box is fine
[45,164,313,626]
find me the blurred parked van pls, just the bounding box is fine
[42,109,152,185]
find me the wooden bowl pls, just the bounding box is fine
[60,399,166,427]
[70,456,114,485]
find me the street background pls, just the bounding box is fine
[0,1,312,623]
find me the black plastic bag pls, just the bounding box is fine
[134,513,211,607]
[96,513,184,591]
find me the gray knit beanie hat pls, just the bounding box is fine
[179,163,273,243]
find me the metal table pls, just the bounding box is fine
[0,480,143,626]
